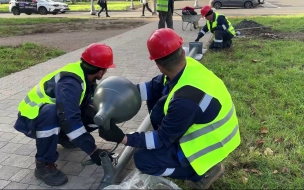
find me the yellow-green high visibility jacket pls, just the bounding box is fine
[163,57,240,175]
[18,62,87,120]
[157,0,168,12]
[207,12,236,36]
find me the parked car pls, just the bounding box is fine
[48,0,70,13]
[9,0,61,15]
[0,0,10,3]
[210,0,265,9]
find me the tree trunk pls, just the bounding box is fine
[90,0,96,15]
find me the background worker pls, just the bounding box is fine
[98,28,241,189]
[195,5,235,52]
[157,0,174,29]
[13,43,115,186]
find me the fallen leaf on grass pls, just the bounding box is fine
[250,169,263,175]
[261,120,267,124]
[243,168,263,175]
[281,167,289,173]
[241,176,248,185]
[264,147,274,156]
[257,139,265,146]
[252,59,260,63]
[261,126,268,134]
[274,138,284,143]
[251,104,256,115]
[273,170,278,174]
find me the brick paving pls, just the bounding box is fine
[0,20,212,189]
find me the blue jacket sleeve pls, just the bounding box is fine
[56,76,96,155]
[125,98,200,149]
[136,74,165,102]
[196,24,209,40]
[215,15,229,31]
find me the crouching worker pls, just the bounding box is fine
[195,5,235,52]
[13,43,116,186]
[98,29,241,189]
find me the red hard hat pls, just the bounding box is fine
[201,5,212,17]
[147,28,184,60]
[81,43,115,69]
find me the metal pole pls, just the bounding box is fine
[98,114,152,189]
[90,0,96,15]
[188,46,199,58]
[194,0,199,8]
[130,0,135,9]
[152,0,157,15]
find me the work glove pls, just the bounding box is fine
[90,148,114,166]
[82,105,96,119]
[210,27,216,33]
[98,120,125,144]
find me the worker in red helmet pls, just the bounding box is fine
[98,29,241,189]
[195,5,236,51]
[13,43,116,186]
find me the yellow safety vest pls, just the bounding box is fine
[157,0,168,12]
[18,62,87,120]
[207,13,236,36]
[163,57,240,175]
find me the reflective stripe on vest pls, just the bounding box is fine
[163,57,240,175]
[18,62,86,120]
[207,13,236,36]
[157,0,168,12]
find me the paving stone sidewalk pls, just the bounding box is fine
[0,20,212,189]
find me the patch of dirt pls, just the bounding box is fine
[234,19,264,30]
[0,18,154,52]
[234,19,304,41]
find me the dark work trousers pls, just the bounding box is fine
[158,10,173,29]
[209,30,234,49]
[135,99,203,182]
[98,2,109,16]
[23,104,97,163]
[142,3,152,15]
[134,144,202,182]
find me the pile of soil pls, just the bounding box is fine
[233,19,280,39]
[232,19,304,41]
[234,19,264,29]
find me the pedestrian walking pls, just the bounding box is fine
[97,0,110,17]
[141,0,152,16]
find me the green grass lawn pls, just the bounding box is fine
[0,1,141,12]
[0,17,87,25]
[229,14,304,32]
[0,43,65,78]
[67,1,141,11]
[174,14,304,189]
[0,17,88,37]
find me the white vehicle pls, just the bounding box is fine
[9,0,61,15]
[47,0,70,13]
[0,0,10,3]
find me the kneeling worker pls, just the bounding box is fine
[195,5,235,51]
[13,43,115,186]
[99,28,241,189]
